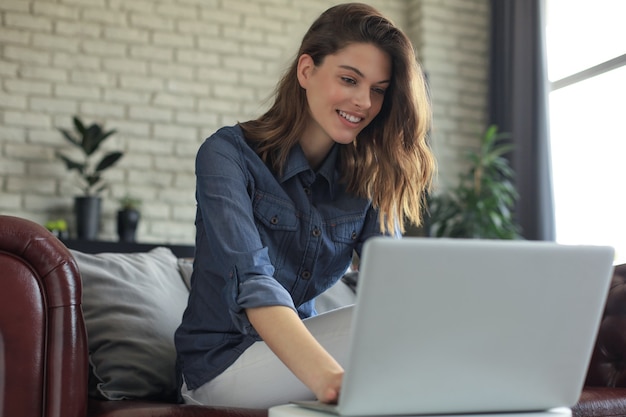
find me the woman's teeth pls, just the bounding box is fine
[338,110,362,123]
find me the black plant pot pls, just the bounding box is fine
[75,196,101,240]
[117,209,140,242]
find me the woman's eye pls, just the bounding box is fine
[341,77,357,85]
[372,87,386,95]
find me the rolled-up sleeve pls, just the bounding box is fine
[195,130,296,336]
[224,248,295,336]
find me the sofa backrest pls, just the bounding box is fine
[585,263,626,387]
[0,215,88,417]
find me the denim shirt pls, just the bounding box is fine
[174,125,387,390]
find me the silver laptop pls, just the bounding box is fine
[293,237,615,416]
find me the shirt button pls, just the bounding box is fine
[303,187,311,195]
[351,231,357,240]
[312,228,321,237]
[301,270,311,280]
[270,216,279,225]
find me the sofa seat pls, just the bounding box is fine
[573,387,626,417]
[87,398,267,417]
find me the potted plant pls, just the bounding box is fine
[44,219,69,240]
[56,116,123,240]
[428,125,522,239]
[117,195,141,242]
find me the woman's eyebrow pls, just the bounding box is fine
[339,65,390,84]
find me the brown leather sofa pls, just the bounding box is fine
[1,213,626,417]
[574,261,626,417]
[0,215,266,417]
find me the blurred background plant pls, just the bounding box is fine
[56,116,123,196]
[117,194,142,242]
[55,116,124,240]
[428,125,522,239]
[45,219,69,239]
[118,195,142,211]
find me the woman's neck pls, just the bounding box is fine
[299,125,335,170]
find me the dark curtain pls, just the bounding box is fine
[489,0,555,241]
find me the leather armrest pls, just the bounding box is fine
[0,215,89,417]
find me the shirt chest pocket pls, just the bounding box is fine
[320,216,364,280]
[253,194,299,231]
[253,193,299,273]
[328,217,362,244]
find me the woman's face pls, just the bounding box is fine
[297,42,391,158]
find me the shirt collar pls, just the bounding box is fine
[316,144,339,186]
[280,143,340,196]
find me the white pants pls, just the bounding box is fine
[181,305,354,409]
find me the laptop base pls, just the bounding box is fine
[270,404,572,417]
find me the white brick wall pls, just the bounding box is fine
[0,0,490,244]
[417,0,491,188]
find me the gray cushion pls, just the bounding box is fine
[177,257,193,290]
[315,278,357,314]
[71,247,188,401]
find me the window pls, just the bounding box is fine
[546,0,626,263]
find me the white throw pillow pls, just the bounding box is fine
[71,247,189,401]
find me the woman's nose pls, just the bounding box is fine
[354,86,371,109]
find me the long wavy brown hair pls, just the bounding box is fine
[239,3,436,234]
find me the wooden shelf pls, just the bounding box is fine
[61,238,195,258]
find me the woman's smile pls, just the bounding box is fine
[337,110,364,125]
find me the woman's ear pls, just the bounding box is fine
[297,54,314,89]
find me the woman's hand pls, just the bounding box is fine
[246,305,344,403]
[313,368,343,404]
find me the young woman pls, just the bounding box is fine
[174,2,435,409]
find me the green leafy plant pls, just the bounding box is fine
[45,219,68,232]
[45,218,69,239]
[428,125,522,239]
[56,116,123,196]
